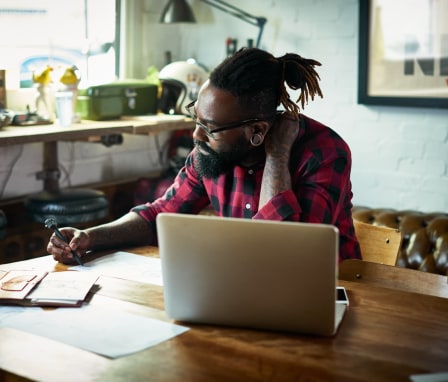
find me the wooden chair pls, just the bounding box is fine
[353,220,402,265]
[339,260,448,299]
[341,221,448,298]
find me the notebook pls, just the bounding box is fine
[156,213,346,336]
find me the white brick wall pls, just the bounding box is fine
[2,0,447,212]
[147,0,448,212]
[0,133,171,200]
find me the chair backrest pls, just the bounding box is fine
[339,259,448,299]
[354,220,402,265]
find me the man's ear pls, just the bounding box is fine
[250,120,271,136]
[247,121,271,147]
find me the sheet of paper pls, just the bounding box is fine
[0,305,40,319]
[2,255,58,271]
[27,271,99,304]
[0,303,188,358]
[0,270,48,301]
[70,251,163,285]
[410,373,448,382]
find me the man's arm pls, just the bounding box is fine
[259,152,292,208]
[47,211,154,264]
[259,113,299,208]
[85,211,154,251]
[256,114,352,225]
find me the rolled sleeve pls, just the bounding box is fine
[253,190,301,221]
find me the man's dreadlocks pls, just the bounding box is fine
[209,47,323,120]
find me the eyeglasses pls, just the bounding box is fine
[185,100,268,138]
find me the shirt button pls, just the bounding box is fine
[248,169,254,175]
[245,203,251,209]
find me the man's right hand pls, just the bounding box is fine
[47,227,91,265]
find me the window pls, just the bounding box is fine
[0,0,118,90]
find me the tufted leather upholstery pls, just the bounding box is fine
[352,207,448,275]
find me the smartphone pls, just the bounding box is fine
[336,286,349,305]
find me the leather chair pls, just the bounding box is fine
[353,207,448,275]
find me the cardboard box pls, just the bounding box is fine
[76,80,158,120]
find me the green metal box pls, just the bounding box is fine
[76,80,158,120]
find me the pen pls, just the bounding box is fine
[44,217,84,266]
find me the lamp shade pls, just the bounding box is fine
[160,0,196,23]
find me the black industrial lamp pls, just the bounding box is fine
[160,0,267,48]
[160,0,196,23]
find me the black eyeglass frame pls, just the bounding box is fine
[185,100,271,136]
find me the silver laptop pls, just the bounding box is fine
[156,213,346,336]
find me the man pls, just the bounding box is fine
[47,47,361,263]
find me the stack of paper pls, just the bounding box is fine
[0,269,98,307]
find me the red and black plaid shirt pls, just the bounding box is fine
[133,114,361,261]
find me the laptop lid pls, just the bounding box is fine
[156,213,344,336]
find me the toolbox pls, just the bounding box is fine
[76,80,158,120]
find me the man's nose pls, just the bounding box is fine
[192,125,210,142]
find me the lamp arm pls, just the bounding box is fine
[255,22,265,49]
[199,0,267,47]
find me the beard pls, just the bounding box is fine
[194,136,251,179]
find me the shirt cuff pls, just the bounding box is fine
[253,190,301,221]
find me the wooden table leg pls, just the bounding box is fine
[42,141,60,193]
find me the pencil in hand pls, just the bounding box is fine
[44,217,84,266]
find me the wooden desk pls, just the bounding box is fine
[0,116,194,193]
[0,115,194,147]
[1,247,448,382]
[0,120,134,147]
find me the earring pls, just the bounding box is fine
[250,133,263,146]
